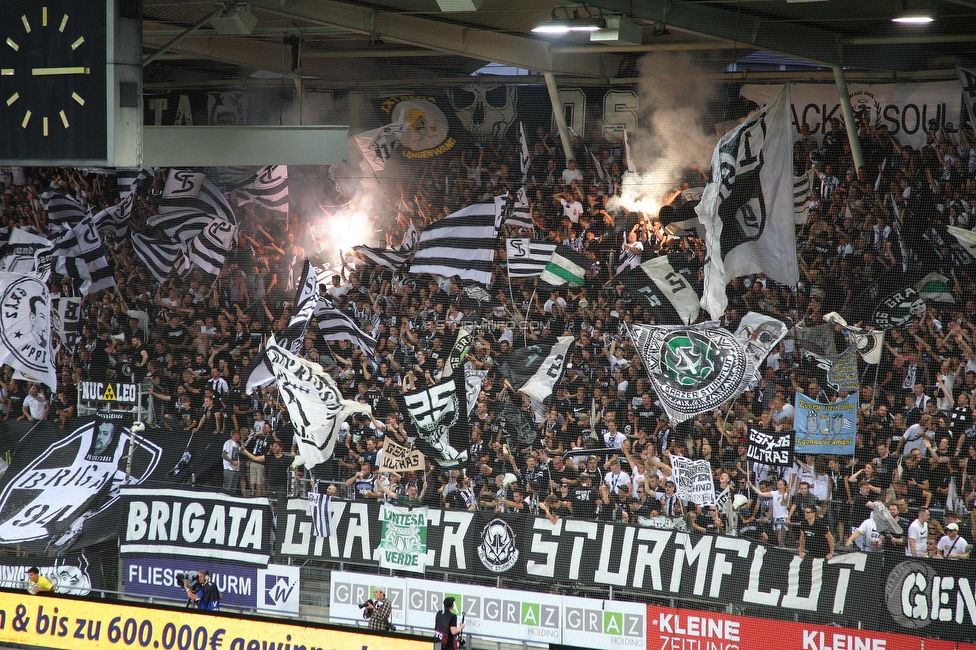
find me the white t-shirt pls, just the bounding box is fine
[604,470,631,494]
[906,519,928,557]
[222,438,241,472]
[603,431,627,448]
[938,533,969,559]
[562,168,583,185]
[853,517,883,552]
[560,198,583,224]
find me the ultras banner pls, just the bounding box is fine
[119,487,274,565]
[278,498,883,626]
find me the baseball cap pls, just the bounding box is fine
[947,523,959,531]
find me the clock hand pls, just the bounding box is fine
[31,67,90,76]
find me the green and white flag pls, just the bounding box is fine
[377,504,428,573]
[697,84,798,320]
[628,321,753,424]
[915,271,954,303]
[540,245,589,287]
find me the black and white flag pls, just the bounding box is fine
[409,203,499,286]
[351,245,412,270]
[130,233,183,282]
[353,121,406,172]
[146,208,214,242]
[158,168,237,224]
[519,122,530,181]
[0,273,57,390]
[235,165,289,213]
[615,255,701,325]
[958,65,976,130]
[186,217,237,276]
[518,335,573,403]
[628,321,753,424]
[734,311,789,384]
[823,311,884,365]
[266,337,371,469]
[669,455,717,506]
[41,190,115,295]
[51,295,83,352]
[401,223,419,251]
[793,169,815,224]
[308,491,333,538]
[0,228,54,281]
[505,238,556,278]
[871,285,926,330]
[697,83,798,319]
[243,260,320,393]
[315,298,377,354]
[402,378,469,467]
[746,428,793,467]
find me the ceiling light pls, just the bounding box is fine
[532,8,607,34]
[892,14,934,22]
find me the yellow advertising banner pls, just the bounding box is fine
[0,590,433,650]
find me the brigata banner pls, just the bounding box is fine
[122,556,300,613]
[281,499,883,627]
[881,558,976,643]
[741,81,960,149]
[330,571,646,649]
[0,584,432,650]
[645,603,965,650]
[120,487,274,565]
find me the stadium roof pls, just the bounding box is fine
[142,0,976,89]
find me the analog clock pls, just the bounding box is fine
[0,1,107,162]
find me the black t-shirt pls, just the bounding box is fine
[264,453,292,494]
[434,610,458,648]
[572,486,597,518]
[800,516,831,558]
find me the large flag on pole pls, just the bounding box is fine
[519,122,531,182]
[540,245,590,287]
[614,255,700,325]
[505,238,556,278]
[243,260,320,393]
[265,337,371,469]
[234,165,289,213]
[822,311,884,364]
[409,203,498,285]
[697,84,798,320]
[628,321,752,424]
[353,120,406,173]
[0,273,57,391]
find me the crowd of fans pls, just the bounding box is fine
[1,100,976,562]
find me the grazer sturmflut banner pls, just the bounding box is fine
[0,417,193,554]
[277,498,883,627]
[882,558,976,643]
[120,487,274,565]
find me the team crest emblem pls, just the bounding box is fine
[478,519,519,573]
[872,286,926,330]
[662,332,716,386]
[0,275,53,374]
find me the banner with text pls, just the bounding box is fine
[741,81,961,149]
[378,504,428,573]
[331,571,646,649]
[793,392,857,455]
[881,557,976,643]
[645,603,964,650]
[120,487,274,565]
[0,587,432,650]
[282,499,882,626]
[122,556,300,613]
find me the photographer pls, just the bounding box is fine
[183,570,220,611]
[362,588,392,631]
[434,596,466,649]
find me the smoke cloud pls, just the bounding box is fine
[614,51,723,216]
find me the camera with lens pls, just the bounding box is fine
[359,599,375,619]
[176,572,201,593]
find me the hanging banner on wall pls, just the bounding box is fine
[122,556,300,613]
[281,498,882,626]
[741,81,961,149]
[377,504,428,573]
[881,558,976,643]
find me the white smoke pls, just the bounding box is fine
[613,52,723,217]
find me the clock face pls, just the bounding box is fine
[0,2,107,162]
